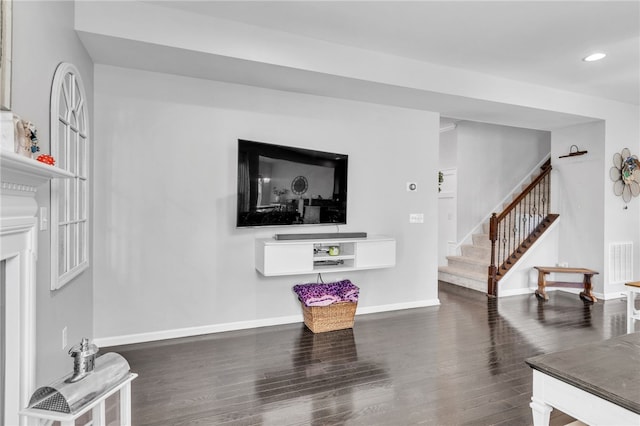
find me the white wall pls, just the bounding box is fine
[552,121,609,295]
[11,1,94,385]
[501,119,638,299]
[456,121,551,240]
[78,0,639,310]
[437,173,457,267]
[438,126,458,265]
[602,112,640,295]
[93,65,439,343]
[439,125,457,169]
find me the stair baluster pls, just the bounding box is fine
[487,162,557,297]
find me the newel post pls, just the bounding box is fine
[487,213,498,297]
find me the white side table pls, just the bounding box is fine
[626,281,640,333]
[527,333,640,426]
[20,373,137,426]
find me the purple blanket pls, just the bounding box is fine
[293,280,359,307]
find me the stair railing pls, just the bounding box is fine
[488,164,552,296]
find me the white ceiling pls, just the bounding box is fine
[153,1,640,106]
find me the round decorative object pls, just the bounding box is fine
[291,175,308,195]
[610,148,640,203]
[36,154,55,166]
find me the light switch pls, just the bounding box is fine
[406,182,418,192]
[39,207,48,231]
[409,213,424,223]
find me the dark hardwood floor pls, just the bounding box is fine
[107,282,628,425]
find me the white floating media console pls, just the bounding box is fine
[256,235,396,276]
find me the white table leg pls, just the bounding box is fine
[530,397,553,426]
[120,381,132,426]
[92,400,106,426]
[628,290,636,333]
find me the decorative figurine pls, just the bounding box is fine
[66,338,99,383]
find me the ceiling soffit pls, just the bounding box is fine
[76,1,611,130]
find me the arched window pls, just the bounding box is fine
[50,62,89,290]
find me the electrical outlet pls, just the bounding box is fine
[62,326,68,350]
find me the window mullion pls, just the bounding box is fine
[75,177,81,268]
[65,126,71,173]
[65,224,71,275]
[70,74,76,114]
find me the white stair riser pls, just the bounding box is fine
[438,270,485,293]
[472,234,492,248]
[446,258,487,274]
[482,222,491,234]
[460,245,490,261]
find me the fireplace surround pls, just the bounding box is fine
[1,141,73,425]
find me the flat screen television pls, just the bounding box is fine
[237,139,348,227]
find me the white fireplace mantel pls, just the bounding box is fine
[1,147,73,425]
[1,149,74,189]
[1,149,73,232]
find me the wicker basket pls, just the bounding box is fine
[301,301,357,333]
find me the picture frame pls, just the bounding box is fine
[1,0,12,111]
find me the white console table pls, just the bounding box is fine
[255,235,395,276]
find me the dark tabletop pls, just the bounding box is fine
[526,332,640,414]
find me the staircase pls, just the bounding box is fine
[438,222,491,292]
[439,159,555,295]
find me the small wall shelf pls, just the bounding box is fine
[255,235,396,276]
[559,145,588,159]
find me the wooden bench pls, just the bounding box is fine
[534,266,598,302]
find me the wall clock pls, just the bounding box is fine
[610,148,640,203]
[291,175,308,195]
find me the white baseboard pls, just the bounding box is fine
[356,299,441,315]
[94,314,303,348]
[549,287,627,301]
[600,291,627,300]
[497,287,627,301]
[498,287,535,298]
[95,299,442,348]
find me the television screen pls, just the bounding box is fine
[237,139,348,227]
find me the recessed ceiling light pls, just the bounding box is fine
[583,52,606,62]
